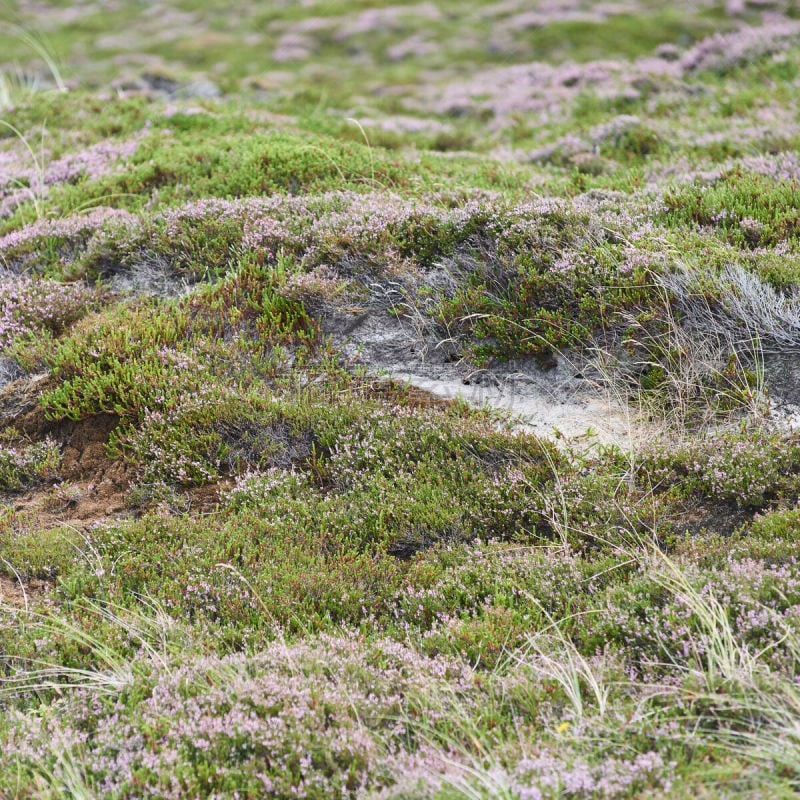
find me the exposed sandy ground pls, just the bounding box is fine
[317,286,654,449]
[389,370,643,447]
[317,276,800,449]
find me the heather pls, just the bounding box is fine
[2,3,800,798]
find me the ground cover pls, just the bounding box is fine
[2,2,800,797]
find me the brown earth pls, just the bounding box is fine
[0,372,52,435]
[0,371,136,518]
[0,573,52,608]
[671,498,753,538]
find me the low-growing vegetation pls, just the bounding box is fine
[2,2,800,798]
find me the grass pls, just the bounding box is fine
[1,1,800,797]
[0,21,66,111]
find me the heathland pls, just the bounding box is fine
[2,1,800,797]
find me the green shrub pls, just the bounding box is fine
[0,437,61,491]
[639,428,800,507]
[664,170,800,248]
[37,261,315,422]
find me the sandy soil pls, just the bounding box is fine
[389,370,643,447]
[317,286,652,449]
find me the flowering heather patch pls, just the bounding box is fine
[639,427,800,507]
[223,467,309,509]
[114,382,318,486]
[742,152,800,184]
[0,207,139,274]
[0,436,61,490]
[51,190,659,366]
[496,750,671,799]
[279,264,348,302]
[408,18,800,132]
[663,169,800,248]
[115,389,227,485]
[417,49,685,127]
[42,133,144,186]
[434,203,658,361]
[169,191,496,272]
[648,149,800,191]
[0,618,682,799]
[0,276,98,350]
[0,207,137,255]
[271,32,315,63]
[3,2,800,796]
[4,190,510,285]
[594,550,800,681]
[323,400,551,487]
[0,134,145,220]
[680,19,800,74]
[1,634,473,799]
[63,191,477,280]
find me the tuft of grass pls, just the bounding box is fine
[0,22,66,111]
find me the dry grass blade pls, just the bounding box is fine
[0,597,179,697]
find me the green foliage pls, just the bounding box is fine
[0,437,61,491]
[515,10,731,62]
[37,299,194,420]
[4,8,800,797]
[76,130,408,205]
[110,390,314,486]
[665,170,800,248]
[600,124,663,162]
[436,210,653,362]
[0,512,77,579]
[36,261,315,421]
[639,427,800,508]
